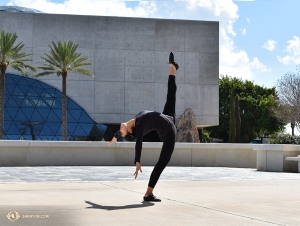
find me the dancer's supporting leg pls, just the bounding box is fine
[144,64,177,198]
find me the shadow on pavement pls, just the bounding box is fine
[85,200,155,211]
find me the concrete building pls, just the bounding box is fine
[0,8,219,140]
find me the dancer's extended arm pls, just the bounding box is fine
[134,162,142,179]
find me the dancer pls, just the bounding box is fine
[108,52,179,202]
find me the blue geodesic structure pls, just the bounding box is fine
[0,6,42,13]
[4,73,111,141]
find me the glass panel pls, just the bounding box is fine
[27,87,40,96]
[18,85,30,94]
[78,123,93,134]
[35,97,50,107]
[36,109,50,121]
[5,74,14,84]
[5,83,15,93]
[21,108,35,120]
[67,112,77,123]
[73,124,86,136]
[67,99,78,110]
[68,109,82,121]
[23,77,35,86]
[16,77,29,85]
[22,135,32,140]
[16,108,30,121]
[79,111,92,123]
[47,111,61,122]
[5,97,19,107]
[52,109,62,121]
[49,123,61,135]
[7,122,19,134]
[4,107,19,121]
[40,124,52,135]
[4,122,12,134]
[96,124,107,135]
[7,135,20,140]
[68,123,77,135]
[30,110,44,121]
[8,74,21,84]
[31,80,43,89]
[54,90,62,100]
[26,96,41,107]
[12,86,23,95]
[54,136,62,141]
[13,95,24,106]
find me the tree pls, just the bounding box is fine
[235,95,241,142]
[0,30,36,139]
[276,69,300,135]
[271,100,295,135]
[228,90,236,142]
[207,76,285,142]
[228,92,241,143]
[35,41,93,141]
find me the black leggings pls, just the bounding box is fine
[148,75,177,188]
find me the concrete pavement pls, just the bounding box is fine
[0,167,300,226]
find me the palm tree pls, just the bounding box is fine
[0,30,36,139]
[35,41,93,141]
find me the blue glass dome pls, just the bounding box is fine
[0,6,42,13]
[4,73,112,141]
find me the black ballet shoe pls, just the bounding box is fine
[169,52,179,70]
[143,194,161,202]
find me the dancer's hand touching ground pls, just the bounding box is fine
[108,137,117,146]
[134,162,142,179]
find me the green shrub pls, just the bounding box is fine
[198,129,210,143]
[270,134,300,144]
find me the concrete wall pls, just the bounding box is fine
[0,141,255,168]
[254,144,300,173]
[0,12,219,127]
[3,141,300,172]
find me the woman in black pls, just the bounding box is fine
[108,52,179,202]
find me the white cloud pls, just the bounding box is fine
[249,57,271,72]
[277,36,300,65]
[241,28,246,35]
[246,17,250,23]
[7,0,258,80]
[262,39,277,51]
[8,0,157,17]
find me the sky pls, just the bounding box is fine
[0,0,299,134]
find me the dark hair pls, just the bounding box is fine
[113,128,136,141]
[123,127,136,141]
[113,130,123,140]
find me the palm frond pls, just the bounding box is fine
[0,30,36,72]
[11,61,37,72]
[36,40,93,78]
[71,68,94,77]
[34,71,58,77]
[41,55,62,70]
[12,65,31,76]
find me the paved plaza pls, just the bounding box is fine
[0,166,300,226]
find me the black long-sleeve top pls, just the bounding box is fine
[134,110,175,164]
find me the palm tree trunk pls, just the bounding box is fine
[62,73,67,141]
[0,68,5,140]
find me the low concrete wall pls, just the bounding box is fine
[254,144,300,173]
[0,141,256,168]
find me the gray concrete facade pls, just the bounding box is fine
[0,11,219,127]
